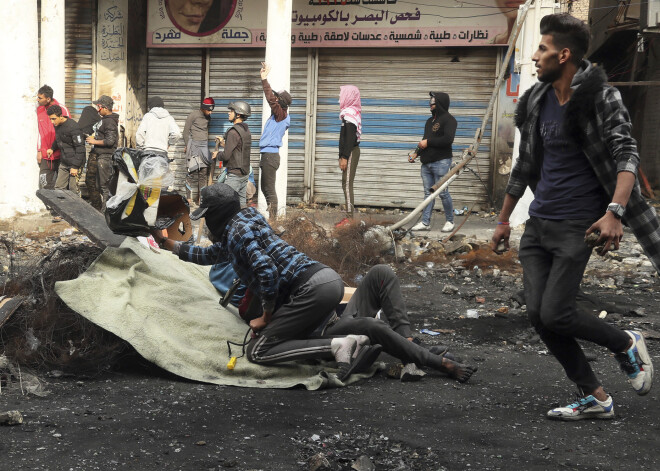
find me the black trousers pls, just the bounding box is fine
[260,152,280,219]
[325,265,444,370]
[519,216,630,393]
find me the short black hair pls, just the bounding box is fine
[46,104,63,117]
[38,84,54,99]
[540,13,590,65]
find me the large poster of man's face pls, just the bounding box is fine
[165,0,236,36]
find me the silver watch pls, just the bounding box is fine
[607,202,625,219]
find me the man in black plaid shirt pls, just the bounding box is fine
[491,13,658,420]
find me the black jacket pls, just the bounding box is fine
[419,92,457,164]
[338,119,358,159]
[91,112,119,154]
[51,118,86,168]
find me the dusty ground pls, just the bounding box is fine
[1,209,660,470]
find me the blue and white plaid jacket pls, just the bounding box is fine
[178,207,319,312]
[507,61,660,273]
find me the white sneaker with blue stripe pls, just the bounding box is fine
[615,330,654,396]
[547,394,614,421]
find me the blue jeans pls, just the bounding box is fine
[421,159,453,225]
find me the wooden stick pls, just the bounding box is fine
[195,137,222,244]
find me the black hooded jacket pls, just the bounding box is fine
[91,112,119,154]
[419,92,457,164]
[51,118,86,168]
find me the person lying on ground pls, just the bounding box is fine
[323,264,477,383]
[151,183,380,382]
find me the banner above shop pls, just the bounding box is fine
[148,0,523,48]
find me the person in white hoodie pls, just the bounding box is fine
[136,96,182,160]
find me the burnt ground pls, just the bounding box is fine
[1,213,660,470]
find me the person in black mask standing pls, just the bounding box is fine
[410,92,457,233]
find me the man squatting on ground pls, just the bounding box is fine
[46,105,86,196]
[85,95,119,211]
[410,92,456,233]
[184,97,216,205]
[136,96,182,161]
[153,183,380,382]
[218,102,252,207]
[259,62,291,220]
[152,184,477,383]
[37,84,70,190]
[491,13,660,420]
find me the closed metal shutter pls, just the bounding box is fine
[65,0,94,120]
[208,49,309,202]
[314,48,497,211]
[147,48,203,193]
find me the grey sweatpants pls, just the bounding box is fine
[246,267,344,365]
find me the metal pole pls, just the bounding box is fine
[259,0,292,218]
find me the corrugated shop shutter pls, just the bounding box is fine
[65,0,94,120]
[208,49,309,203]
[314,48,497,212]
[147,48,203,193]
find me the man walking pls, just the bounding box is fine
[410,91,456,233]
[46,105,86,195]
[36,84,70,190]
[491,13,658,420]
[217,101,252,207]
[183,97,215,205]
[85,95,119,211]
[136,96,181,160]
[259,62,291,220]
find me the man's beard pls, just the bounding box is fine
[538,66,562,83]
[537,56,562,83]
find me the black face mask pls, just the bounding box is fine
[205,203,241,241]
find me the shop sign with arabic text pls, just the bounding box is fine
[148,0,523,48]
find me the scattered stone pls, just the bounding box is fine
[466,309,479,319]
[308,452,331,471]
[0,410,23,426]
[386,363,403,379]
[400,363,426,382]
[352,455,376,471]
[625,308,646,317]
[442,284,459,294]
[475,296,485,303]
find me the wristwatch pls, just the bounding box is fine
[607,203,625,219]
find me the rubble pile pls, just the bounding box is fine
[279,212,388,283]
[1,230,130,374]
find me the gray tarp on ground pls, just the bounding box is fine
[55,238,377,389]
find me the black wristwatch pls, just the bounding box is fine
[607,203,625,219]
